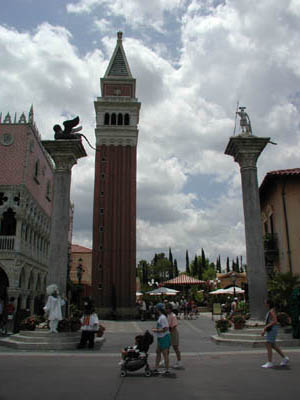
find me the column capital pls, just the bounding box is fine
[225,135,270,169]
[42,139,87,172]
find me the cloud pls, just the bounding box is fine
[2,0,300,271]
[67,0,186,32]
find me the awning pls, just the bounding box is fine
[146,287,180,296]
[163,274,205,286]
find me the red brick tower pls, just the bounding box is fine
[92,32,141,318]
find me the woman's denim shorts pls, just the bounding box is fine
[266,325,278,343]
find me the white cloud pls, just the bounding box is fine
[2,0,300,270]
[67,0,186,31]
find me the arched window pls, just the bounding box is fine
[0,208,16,236]
[104,113,110,125]
[46,181,51,200]
[111,113,116,125]
[124,113,130,125]
[118,113,123,125]
[34,160,40,183]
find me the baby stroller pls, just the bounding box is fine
[120,330,153,377]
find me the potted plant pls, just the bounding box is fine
[215,318,230,333]
[232,314,245,329]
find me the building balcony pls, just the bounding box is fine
[0,234,48,266]
[0,235,15,251]
[264,233,279,261]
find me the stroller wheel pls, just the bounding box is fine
[120,370,127,377]
[144,370,152,377]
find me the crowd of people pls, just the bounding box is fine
[1,288,292,370]
[136,297,199,321]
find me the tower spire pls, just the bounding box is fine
[104,31,132,78]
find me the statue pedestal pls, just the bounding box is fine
[42,139,87,296]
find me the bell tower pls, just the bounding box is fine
[92,32,141,318]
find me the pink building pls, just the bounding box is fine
[0,107,54,314]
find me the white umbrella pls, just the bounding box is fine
[209,288,228,295]
[136,292,143,296]
[146,287,179,296]
[222,286,245,295]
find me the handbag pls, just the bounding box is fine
[97,324,106,337]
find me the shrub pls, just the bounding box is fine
[215,318,230,331]
[277,312,291,327]
[232,315,245,324]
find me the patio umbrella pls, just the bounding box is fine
[209,288,228,295]
[163,274,205,286]
[222,286,245,295]
[136,292,143,296]
[146,287,179,296]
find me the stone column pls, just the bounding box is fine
[42,140,87,296]
[225,135,269,321]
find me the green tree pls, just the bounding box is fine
[226,257,230,273]
[174,259,179,277]
[236,256,240,273]
[202,264,216,281]
[268,272,300,312]
[216,255,222,273]
[186,250,190,275]
[168,247,174,279]
[151,253,172,283]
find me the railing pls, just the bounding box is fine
[0,235,15,250]
[264,233,278,251]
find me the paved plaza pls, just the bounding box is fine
[0,314,299,400]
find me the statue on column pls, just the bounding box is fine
[236,106,252,135]
[53,116,82,140]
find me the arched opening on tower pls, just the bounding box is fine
[118,113,123,125]
[104,113,110,125]
[111,113,116,125]
[124,113,130,125]
[0,208,16,236]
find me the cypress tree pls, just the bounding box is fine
[216,255,222,273]
[174,259,178,277]
[186,250,190,274]
[236,256,240,273]
[226,257,230,273]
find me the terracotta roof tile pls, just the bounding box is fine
[71,244,92,253]
[266,168,300,176]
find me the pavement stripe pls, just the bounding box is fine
[1,348,300,357]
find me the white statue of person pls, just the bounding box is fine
[44,285,65,333]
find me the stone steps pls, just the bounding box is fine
[211,326,300,348]
[0,329,106,351]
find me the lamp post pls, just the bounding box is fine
[231,272,237,298]
[76,258,84,307]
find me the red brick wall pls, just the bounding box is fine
[92,144,136,309]
[103,84,132,97]
[0,124,54,216]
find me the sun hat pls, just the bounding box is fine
[155,303,165,311]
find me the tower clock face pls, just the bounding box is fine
[103,84,132,97]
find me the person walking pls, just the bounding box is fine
[261,299,289,368]
[152,303,171,374]
[166,303,183,369]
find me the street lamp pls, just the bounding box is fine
[77,258,84,285]
[76,258,85,307]
[231,272,237,297]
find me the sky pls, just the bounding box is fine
[1,0,300,270]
